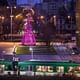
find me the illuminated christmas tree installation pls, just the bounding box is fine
[21,13,36,46]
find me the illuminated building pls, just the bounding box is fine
[16,0,43,6]
[42,0,76,35]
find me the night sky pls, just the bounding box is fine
[0,0,8,6]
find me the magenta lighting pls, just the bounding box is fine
[21,13,36,46]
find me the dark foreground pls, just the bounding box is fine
[0,75,80,80]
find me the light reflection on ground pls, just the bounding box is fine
[0,42,21,55]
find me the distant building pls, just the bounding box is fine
[7,0,16,6]
[0,0,8,6]
[42,0,76,33]
[16,0,43,6]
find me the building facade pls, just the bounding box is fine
[76,0,80,47]
[42,0,76,34]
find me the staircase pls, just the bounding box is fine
[32,45,56,55]
[16,45,56,55]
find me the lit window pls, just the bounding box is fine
[57,66,64,73]
[68,67,74,72]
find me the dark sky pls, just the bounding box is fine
[0,0,8,6]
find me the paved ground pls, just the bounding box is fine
[0,75,79,80]
[0,42,21,55]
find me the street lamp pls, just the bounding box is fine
[68,16,70,19]
[29,47,33,60]
[53,15,56,26]
[7,6,16,41]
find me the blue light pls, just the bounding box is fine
[17,0,43,5]
[17,0,28,5]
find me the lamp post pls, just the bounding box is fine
[29,47,33,60]
[7,6,16,41]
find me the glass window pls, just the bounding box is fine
[47,66,53,72]
[28,65,33,71]
[68,66,74,72]
[57,66,64,73]
[36,66,53,72]
[36,66,42,72]
[0,65,5,73]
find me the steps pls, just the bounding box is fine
[16,45,56,55]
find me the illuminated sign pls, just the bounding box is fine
[36,66,53,72]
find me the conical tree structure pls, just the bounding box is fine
[21,17,36,46]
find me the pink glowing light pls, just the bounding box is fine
[21,14,36,46]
